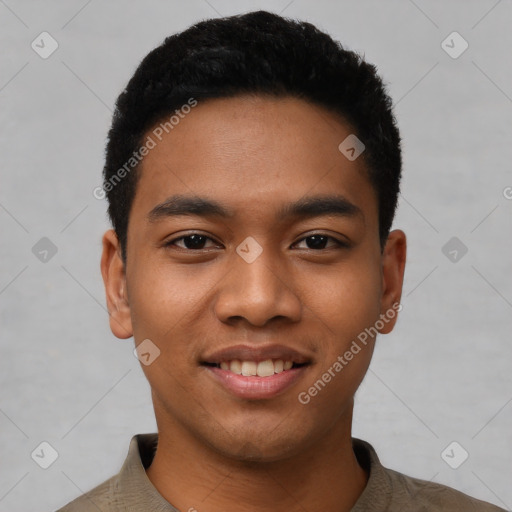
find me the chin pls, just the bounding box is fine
[204,422,313,464]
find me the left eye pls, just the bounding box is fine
[293,234,346,250]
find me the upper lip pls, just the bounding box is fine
[201,344,312,365]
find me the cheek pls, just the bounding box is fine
[126,262,212,384]
[301,256,382,410]
[127,273,169,340]
[298,266,380,415]
[127,261,196,338]
[303,253,383,346]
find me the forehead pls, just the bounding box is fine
[132,95,377,224]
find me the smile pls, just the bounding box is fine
[207,358,301,377]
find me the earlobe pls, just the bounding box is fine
[100,229,133,339]
[378,229,406,334]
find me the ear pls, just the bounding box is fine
[100,229,133,339]
[378,229,406,334]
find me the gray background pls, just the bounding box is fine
[1,0,511,511]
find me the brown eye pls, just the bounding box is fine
[294,234,348,250]
[167,234,219,250]
[304,235,329,249]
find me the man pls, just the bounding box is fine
[57,10,505,512]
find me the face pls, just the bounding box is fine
[101,95,406,461]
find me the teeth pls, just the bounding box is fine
[257,359,274,377]
[241,361,257,376]
[219,359,294,376]
[274,360,284,373]
[230,360,242,374]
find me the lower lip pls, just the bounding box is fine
[205,366,308,400]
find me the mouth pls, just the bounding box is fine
[202,359,308,376]
[200,345,312,400]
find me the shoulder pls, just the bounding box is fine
[384,466,506,511]
[54,433,160,512]
[351,439,506,512]
[55,475,118,512]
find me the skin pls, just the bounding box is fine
[101,95,406,512]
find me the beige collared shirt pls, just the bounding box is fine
[56,433,506,511]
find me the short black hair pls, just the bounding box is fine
[103,10,402,261]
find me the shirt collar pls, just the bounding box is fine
[350,438,393,511]
[117,433,178,511]
[117,433,389,511]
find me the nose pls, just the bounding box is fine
[213,247,302,328]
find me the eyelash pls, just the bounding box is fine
[165,233,349,251]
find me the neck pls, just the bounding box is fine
[146,404,368,512]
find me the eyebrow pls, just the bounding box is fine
[147,194,363,222]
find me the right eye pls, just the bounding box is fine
[165,233,221,250]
